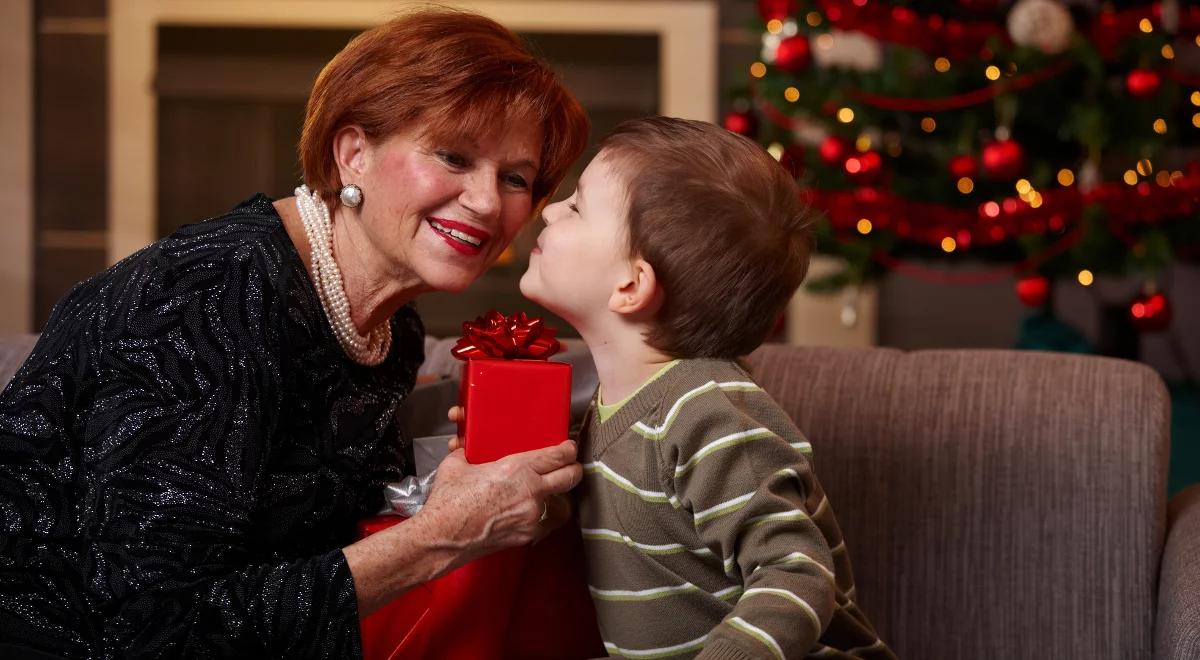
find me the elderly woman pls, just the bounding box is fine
[0,9,588,658]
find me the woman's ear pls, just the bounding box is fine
[609,258,662,317]
[332,125,369,185]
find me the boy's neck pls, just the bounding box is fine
[577,321,675,406]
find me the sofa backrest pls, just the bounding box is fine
[744,344,1169,659]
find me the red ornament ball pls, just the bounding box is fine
[948,154,979,179]
[722,110,758,138]
[845,151,883,185]
[819,136,850,165]
[1015,275,1050,308]
[1125,69,1162,99]
[981,139,1025,180]
[1129,291,1172,332]
[778,144,806,178]
[757,0,796,21]
[774,35,812,73]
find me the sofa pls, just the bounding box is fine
[2,335,1196,659]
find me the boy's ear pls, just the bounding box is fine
[332,124,369,183]
[609,257,663,317]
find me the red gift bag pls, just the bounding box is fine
[357,516,604,660]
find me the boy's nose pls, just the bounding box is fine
[542,200,565,224]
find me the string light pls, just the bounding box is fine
[1192,91,1200,106]
[1153,118,1167,134]
[1172,170,1184,184]
[957,177,974,194]
[887,142,902,157]
[855,134,872,152]
[1123,170,1138,185]
[837,107,855,123]
[1057,169,1074,186]
[1155,171,1171,187]
[784,86,800,102]
[816,33,834,50]
[806,12,822,27]
[941,236,957,253]
[1028,192,1043,208]
[1138,18,1152,33]
[985,65,1001,81]
[1193,113,1200,128]
[983,201,1000,217]
[767,143,784,160]
[767,19,784,34]
[1077,270,1094,286]
[1015,179,1032,195]
[921,117,937,132]
[750,62,766,78]
[1136,159,1153,176]
[857,218,873,234]
[934,57,951,73]
[1162,45,1175,60]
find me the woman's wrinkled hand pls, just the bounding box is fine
[416,434,581,570]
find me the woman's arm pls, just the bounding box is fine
[344,439,581,615]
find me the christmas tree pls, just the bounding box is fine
[730,0,1199,336]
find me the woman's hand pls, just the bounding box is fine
[418,435,580,567]
[345,413,581,616]
[441,405,573,542]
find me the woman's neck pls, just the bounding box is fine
[276,196,424,334]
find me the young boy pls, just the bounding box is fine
[519,117,893,659]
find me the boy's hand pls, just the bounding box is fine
[446,405,464,452]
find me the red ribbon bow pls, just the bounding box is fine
[451,310,561,361]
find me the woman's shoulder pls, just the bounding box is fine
[46,195,298,336]
[156,194,295,272]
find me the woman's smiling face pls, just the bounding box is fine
[352,124,542,294]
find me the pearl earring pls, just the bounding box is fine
[339,183,363,208]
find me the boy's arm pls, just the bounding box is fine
[660,397,841,660]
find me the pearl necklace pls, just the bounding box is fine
[294,185,391,366]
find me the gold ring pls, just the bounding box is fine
[538,501,549,523]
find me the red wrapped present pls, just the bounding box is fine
[357,516,604,660]
[452,310,571,464]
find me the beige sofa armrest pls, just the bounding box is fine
[1156,484,1200,659]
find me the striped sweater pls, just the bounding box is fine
[576,359,893,659]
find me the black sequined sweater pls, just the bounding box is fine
[0,195,424,658]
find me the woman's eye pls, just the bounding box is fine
[506,174,530,189]
[438,151,468,167]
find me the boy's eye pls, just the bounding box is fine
[567,202,579,213]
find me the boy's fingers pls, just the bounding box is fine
[446,406,464,423]
[446,436,463,452]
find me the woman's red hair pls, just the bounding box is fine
[300,7,589,208]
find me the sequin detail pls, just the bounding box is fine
[0,194,424,657]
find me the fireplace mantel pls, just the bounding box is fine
[109,0,718,264]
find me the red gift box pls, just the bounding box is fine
[451,310,571,464]
[458,358,571,464]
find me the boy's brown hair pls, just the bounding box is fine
[598,116,814,359]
